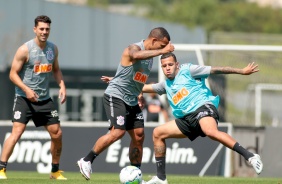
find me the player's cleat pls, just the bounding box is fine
[77,158,92,180]
[50,170,67,180]
[145,176,168,184]
[248,154,263,175]
[0,168,7,179]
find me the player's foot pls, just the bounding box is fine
[145,176,168,184]
[77,158,92,180]
[248,154,263,174]
[0,168,7,179]
[50,170,67,180]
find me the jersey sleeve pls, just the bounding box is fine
[189,64,211,78]
[152,81,166,95]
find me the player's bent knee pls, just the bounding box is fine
[135,135,144,144]
[50,129,62,140]
[152,127,165,139]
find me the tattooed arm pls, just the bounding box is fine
[210,62,259,75]
[121,42,174,66]
[128,42,174,61]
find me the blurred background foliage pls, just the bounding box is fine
[87,0,282,35]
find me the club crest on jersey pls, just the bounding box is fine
[117,116,125,126]
[133,72,148,84]
[14,111,21,120]
[46,47,54,60]
[172,87,189,105]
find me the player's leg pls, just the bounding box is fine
[86,95,126,158]
[45,123,62,165]
[77,94,127,180]
[44,123,66,180]
[93,94,127,154]
[93,127,126,154]
[146,120,185,184]
[34,98,66,180]
[0,122,26,179]
[0,96,30,179]
[77,127,126,180]
[127,127,144,168]
[199,115,263,174]
[199,116,237,148]
[127,104,145,169]
[1,122,26,162]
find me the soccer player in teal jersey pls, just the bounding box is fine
[142,52,263,184]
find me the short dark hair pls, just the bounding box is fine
[34,15,51,27]
[161,52,177,61]
[148,27,170,41]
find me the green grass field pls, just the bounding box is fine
[0,171,281,184]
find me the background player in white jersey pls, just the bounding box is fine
[0,15,67,180]
[143,82,170,123]
[77,27,174,180]
[142,52,263,184]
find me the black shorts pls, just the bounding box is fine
[12,96,60,127]
[175,103,219,141]
[103,94,144,130]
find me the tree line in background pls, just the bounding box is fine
[87,0,282,35]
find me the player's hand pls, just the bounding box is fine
[25,88,39,102]
[242,62,259,75]
[59,87,66,104]
[138,94,145,110]
[162,41,175,54]
[101,76,113,83]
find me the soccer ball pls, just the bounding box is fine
[119,166,142,184]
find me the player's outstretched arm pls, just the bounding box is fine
[210,62,259,75]
[142,84,156,93]
[101,76,113,83]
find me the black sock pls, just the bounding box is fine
[232,142,254,160]
[51,163,59,172]
[156,157,166,181]
[84,150,99,163]
[131,163,141,169]
[0,161,7,170]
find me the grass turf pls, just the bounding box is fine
[0,171,281,184]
